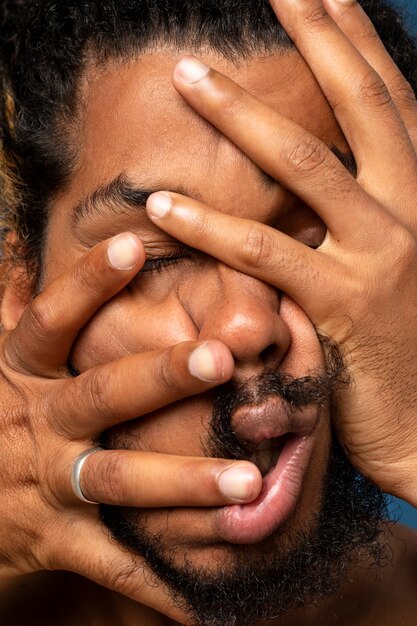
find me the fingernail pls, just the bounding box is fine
[175,56,210,83]
[146,192,172,220]
[218,465,255,501]
[107,233,141,270]
[188,342,221,382]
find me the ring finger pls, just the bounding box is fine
[63,449,262,507]
[268,0,417,211]
[323,0,417,141]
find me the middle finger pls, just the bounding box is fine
[50,340,234,438]
[172,56,379,241]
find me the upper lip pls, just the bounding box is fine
[231,396,320,445]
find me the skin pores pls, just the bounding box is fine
[43,48,349,573]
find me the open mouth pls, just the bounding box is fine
[248,434,290,476]
[215,398,321,545]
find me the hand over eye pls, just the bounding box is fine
[0,233,261,621]
[145,0,417,505]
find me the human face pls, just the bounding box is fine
[44,47,350,578]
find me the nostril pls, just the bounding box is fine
[260,343,282,365]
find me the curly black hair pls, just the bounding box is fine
[0,0,416,282]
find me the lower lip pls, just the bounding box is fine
[215,434,315,544]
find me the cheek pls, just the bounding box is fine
[109,395,215,455]
[70,291,199,372]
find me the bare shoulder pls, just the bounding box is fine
[387,523,417,607]
[0,569,164,626]
[345,522,417,626]
[391,522,417,561]
[0,571,117,626]
[271,522,417,626]
[0,524,416,626]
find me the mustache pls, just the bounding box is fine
[207,334,349,460]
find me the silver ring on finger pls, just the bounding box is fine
[71,447,101,504]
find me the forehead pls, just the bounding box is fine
[56,47,348,220]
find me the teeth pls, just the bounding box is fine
[250,442,282,476]
[256,439,273,451]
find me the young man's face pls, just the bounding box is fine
[43,48,384,622]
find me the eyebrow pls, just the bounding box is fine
[71,163,277,231]
[71,175,190,231]
[71,146,357,231]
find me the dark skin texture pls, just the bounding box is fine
[51,47,334,568]
[1,0,417,623]
[0,525,416,626]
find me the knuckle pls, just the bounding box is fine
[386,74,417,111]
[286,134,328,174]
[351,22,380,48]
[300,5,331,31]
[187,206,210,240]
[239,223,274,268]
[107,559,140,597]
[26,294,59,340]
[86,451,128,504]
[183,459,216,495]
[390,227,417,273]
[155,350,180,392]
[85,366,116,419]
[72,255,101,297]
[353,70,391,109]
[210,83,245,120]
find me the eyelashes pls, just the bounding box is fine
[137,236,319,275]
[140,245,193,274]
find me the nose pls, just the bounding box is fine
[196,267,291,374]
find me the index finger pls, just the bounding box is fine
[3,233,145,376]
[171,56,378,240]
[145,192,342,318]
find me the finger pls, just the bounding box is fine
[4,233,145,375]
[172,55,383,240]
[51,340,235,438]
[145,192,344,317]
[323,0,417,140]
[268,0,417,201]
[61,449,262,507]
[50,520,189,624]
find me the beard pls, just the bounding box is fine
[98,336,391,626]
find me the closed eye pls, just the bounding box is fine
[140,245,193,273]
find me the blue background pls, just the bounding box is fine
[394,0,417,32]
[392,497,417,529]
[391,0,417,34]
[374,0,417,529]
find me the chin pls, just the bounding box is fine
[99,432,390,625]
[117,424,329,574]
